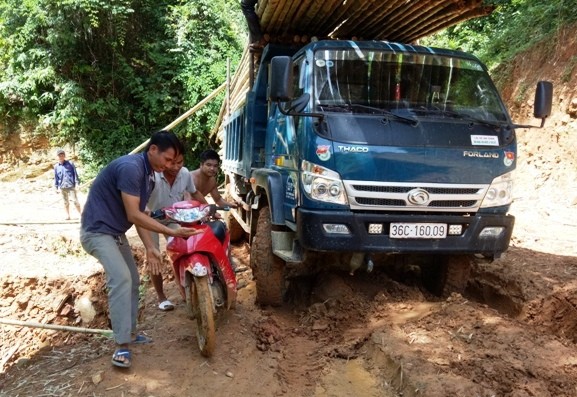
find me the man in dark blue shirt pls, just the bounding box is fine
[80,130,202,368]
[54,149,81,220]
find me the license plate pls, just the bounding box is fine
[390,223,447,239]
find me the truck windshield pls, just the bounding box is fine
[313,48,508,123]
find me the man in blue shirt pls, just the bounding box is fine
[80,130,202,369]
[54,149,82,220]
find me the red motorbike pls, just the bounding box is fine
[152,200,237,357]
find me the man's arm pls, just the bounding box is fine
[72,163,80,186]
[54,165,60,189]
[190,190,208,204]
[122,192,204,236]
[209,186,237,208]
[122,192,203,274]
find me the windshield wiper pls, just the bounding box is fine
[348,104,419,126]
[413,107,507,129]
[317,103,352,113]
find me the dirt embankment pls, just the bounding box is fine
[1,25,577,397]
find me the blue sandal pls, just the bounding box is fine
[132,333,153,344]
[111,348,131,368]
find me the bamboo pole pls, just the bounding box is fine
[353,0,405,38]
[330,0,380,39]
[305,0,347,36]
[210,46,252,140]
[163,83,226,132]
[126,82,226,155]
[260,0,282,28]
[285,0,324,33]
[0,318,113,337]
[256,0,491,42]
[381,0,451,40]
[227,58,231,120]
[375,0,435,40]
[402,5,493,43]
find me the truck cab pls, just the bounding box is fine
[222,40,552,305]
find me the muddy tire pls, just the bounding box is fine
[250,206,286,306]
[422,255,472,297]
[188,275,216,357]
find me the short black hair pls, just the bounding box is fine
[199,149,220,164]
[145,130,184,156]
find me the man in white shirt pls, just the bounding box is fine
[147,152,206,311]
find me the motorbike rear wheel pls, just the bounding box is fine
[188,275,216,357]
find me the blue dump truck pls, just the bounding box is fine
[222,40,552,306]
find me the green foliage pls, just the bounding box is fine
[10,0,576,171]
[0,0,244,169]
[166,0,243,166]
[422,0,577,70]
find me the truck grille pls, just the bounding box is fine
[345,181,488,212]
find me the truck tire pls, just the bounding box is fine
[250,206,285,306]
[422,255,472,298]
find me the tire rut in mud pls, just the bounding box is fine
[277,250,577,396]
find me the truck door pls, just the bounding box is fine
[270,56,307,224]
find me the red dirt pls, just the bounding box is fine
[1,25,577,397]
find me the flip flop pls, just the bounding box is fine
[111,348,131,368]
[132,333,153,344]
[158,300,175,311]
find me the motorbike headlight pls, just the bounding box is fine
[301,160,348,205]
[481,172,513,208]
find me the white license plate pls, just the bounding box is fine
[390,223,447,239]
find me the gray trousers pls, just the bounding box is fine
[151,222,178,250]
[80,229,139,345]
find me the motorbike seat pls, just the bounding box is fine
[208,221,226,244]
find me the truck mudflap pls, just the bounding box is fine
[251,168,285,226]
[296,209,514,256]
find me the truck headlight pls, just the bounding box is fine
[301,160,348,205]
[480,172,513,208]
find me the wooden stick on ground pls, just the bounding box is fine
[0,318,113,337]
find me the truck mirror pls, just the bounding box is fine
[534,81,553,120]
[269,56,293,102]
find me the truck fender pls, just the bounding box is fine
[251,168,285,226]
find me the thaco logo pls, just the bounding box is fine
[338,146,369,153]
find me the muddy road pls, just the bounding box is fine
[1,170,577,397]
[2,26,577,393]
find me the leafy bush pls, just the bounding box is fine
[0,0,244,169]
[422,0,577,70]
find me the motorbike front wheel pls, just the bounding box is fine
[188,275,216,357]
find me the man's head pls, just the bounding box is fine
[198,149,220,178]
[164,153,185,178]
[145,130,185,173]
[56,149,66,163]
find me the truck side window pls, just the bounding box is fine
[291,57,306,131]
[293,56,305,98]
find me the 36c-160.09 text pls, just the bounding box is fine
[390,223,447,239]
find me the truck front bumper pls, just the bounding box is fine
[296,209,514,256]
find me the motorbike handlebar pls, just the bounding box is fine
[149,204,229,223]
[150,209,166,220]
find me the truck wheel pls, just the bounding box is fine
[188,274,216,357]
[422,255,472,298]
[250,206,285,306]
